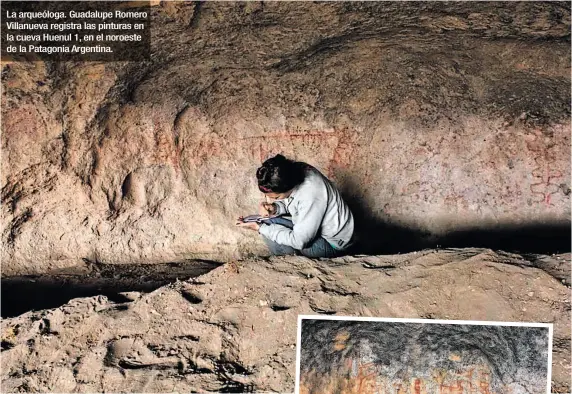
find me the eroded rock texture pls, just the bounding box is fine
[300,320,549,394]
[1,2,570,274]
[1,249,570,392]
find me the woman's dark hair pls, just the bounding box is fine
[256,154,306,193]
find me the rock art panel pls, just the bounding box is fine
[299,320,550,394]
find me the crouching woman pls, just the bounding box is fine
[236,154,354,258]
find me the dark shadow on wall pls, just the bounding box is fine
[435,223,571,254]
[337,177,571,256]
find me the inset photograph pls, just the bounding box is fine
[297,317,552,394]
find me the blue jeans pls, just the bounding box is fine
[261,218,340,258]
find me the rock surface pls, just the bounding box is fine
[300,320,550,394]
[1,249,570,393]
[2,2,571,275]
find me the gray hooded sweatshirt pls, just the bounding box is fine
[258,165,354,250]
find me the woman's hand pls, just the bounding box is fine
[235,217,261,231]
[258,202,276,217]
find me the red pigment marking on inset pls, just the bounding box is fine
[354,361,379,393]
[478,371,491,394]
[463,368,474,391]
[344,357,353,371]
[440,381,462,394]
[413,378,422,394]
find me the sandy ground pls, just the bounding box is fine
[1,248,570,393]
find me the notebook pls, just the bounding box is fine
[239,215,274,223]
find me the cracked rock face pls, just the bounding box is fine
[1,249,570,392]
[1,2,571,274]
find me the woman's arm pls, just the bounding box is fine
[259,197,327,250]
[272,200,288,216]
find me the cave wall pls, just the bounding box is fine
[1,2,570,275]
